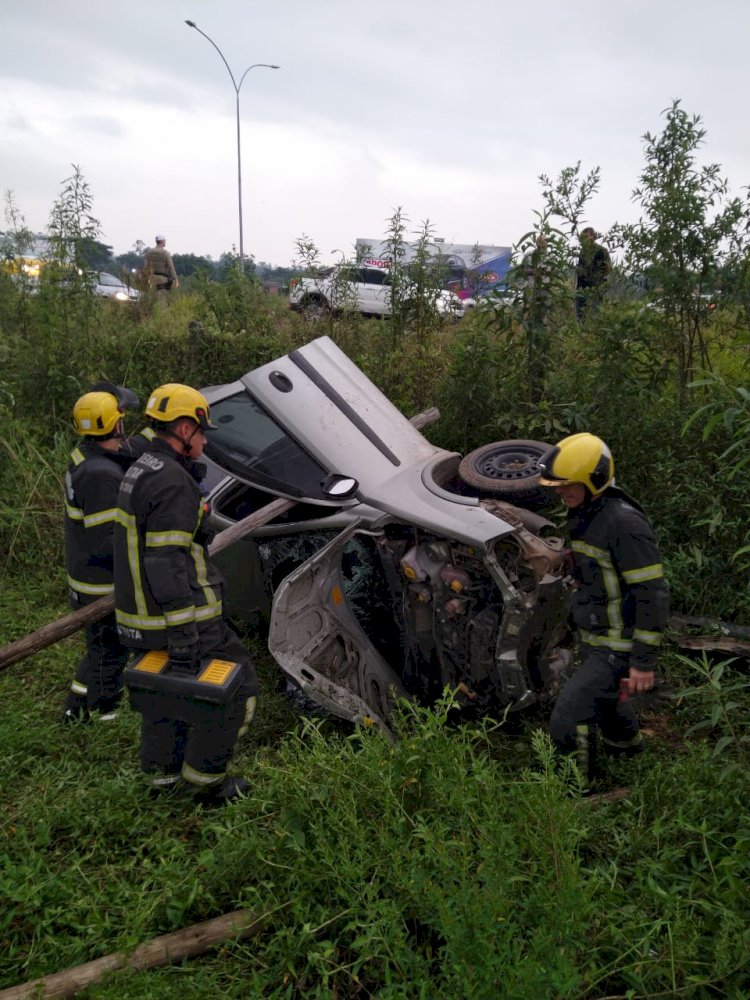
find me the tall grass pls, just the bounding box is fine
[1,269,749,997]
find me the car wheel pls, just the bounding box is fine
[302,296,329,321]
[458,439,552,504]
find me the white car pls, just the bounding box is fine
[289,265,462,321]
[93,272,139,302]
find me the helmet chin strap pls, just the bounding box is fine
[183,425,200,456]
[163,421,200,457]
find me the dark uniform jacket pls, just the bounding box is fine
[567,486,669,670]
[576,242,611,289]
[120,426,157,461]
[113,438,223,649]
[64,441,129,607]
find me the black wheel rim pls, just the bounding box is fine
[473,445,542,482]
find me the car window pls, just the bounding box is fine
[362,269,388,286]
[335,266,355,283]
[98,273,122,286]
[205,390,331,500]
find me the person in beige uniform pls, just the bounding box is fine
[144,235,179,291]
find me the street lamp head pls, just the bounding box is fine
[185,19,196,28]
[270,65,281,69]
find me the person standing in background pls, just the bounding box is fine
[575,227,611,321]
[144,235,179,291]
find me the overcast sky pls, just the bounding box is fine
[2,0,749,266]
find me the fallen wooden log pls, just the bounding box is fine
[408,406,440,431]
[669,614,750,641]
[583,786,630,807]
[677,635,750,657]
[0,908,264,1000]
[0,497,295,672]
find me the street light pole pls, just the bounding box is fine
[185,20,279,270]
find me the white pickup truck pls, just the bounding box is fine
[289,264,463,320]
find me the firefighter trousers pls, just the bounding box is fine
[549,645,641,781]
[65,613,130,716]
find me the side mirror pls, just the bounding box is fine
[320,474,358,499]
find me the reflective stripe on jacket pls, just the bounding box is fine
[567,487,669,669]
[64,441,128,606]
[120,426,156,461]
[113,437,223,649]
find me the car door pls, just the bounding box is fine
[359,267,391,316]
[268,520,408,730]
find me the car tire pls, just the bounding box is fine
[458,439,553,504]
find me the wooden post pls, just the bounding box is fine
[0,908,264,1000]
[0,498,295,671]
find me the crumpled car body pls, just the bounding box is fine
[202,335,573,731]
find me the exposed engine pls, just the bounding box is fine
[372,505,573,714]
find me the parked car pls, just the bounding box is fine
[201,336,573,732]
[93,271,140,302]
[289,264,463,321]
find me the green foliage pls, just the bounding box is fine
[480,166,602,403]
[2,109,750,998]
[379,206,410,348]
[0,402,68,576]
[1,616,749,999]
[46,164,102,274]
[676,653,750,777]
[1,189,35,258]
[539,161,602,239]
[617,101,749,393]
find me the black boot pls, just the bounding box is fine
[602,733,645,759]
[195,776,249,805]
[61,704,90,724]
[147,774,189,799]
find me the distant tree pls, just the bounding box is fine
[79,238,113,271]
[114,251,143,272]
[114,240,148,274]
[539,161,602,242]
[172,253,216,278]
[47,165,101,272]
[616,100,749,393]
[216,251,256,282]
[256,261,296,284]
[1,190,34,259]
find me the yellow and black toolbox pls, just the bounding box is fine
[124,650,243,705]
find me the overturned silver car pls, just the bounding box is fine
[202,336,573,731]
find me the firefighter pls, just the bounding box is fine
[113,383,257,803]
[62,389,133,722]
[120,422,157,460]
[538,433,669,785]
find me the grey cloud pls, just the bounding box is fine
[69,116,125,137]
[6,115,34,132]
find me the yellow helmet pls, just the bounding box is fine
[72,391,124,437]
[145,383,215,429]
[538,433,614,496]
